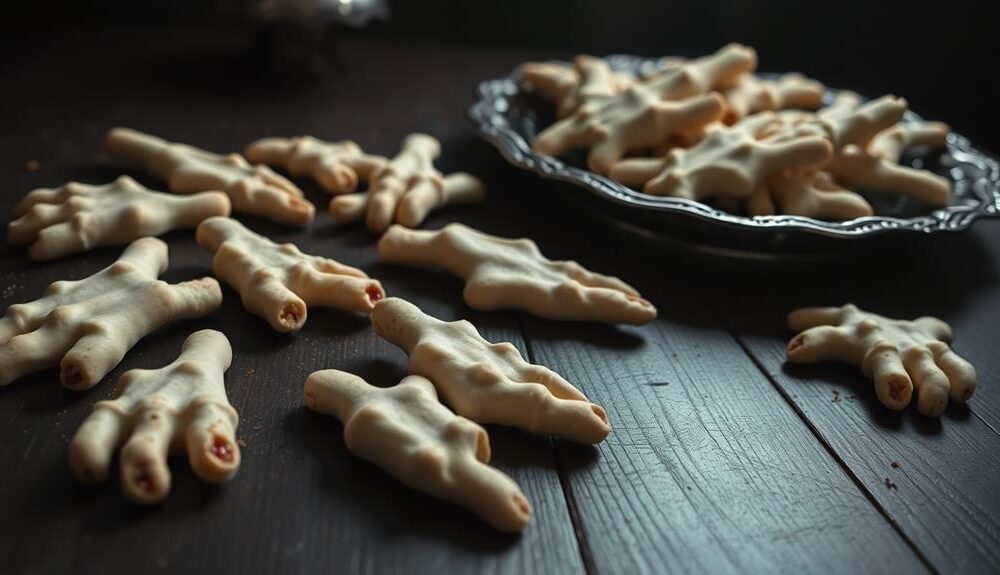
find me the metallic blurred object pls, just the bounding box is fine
[248,0,390,27]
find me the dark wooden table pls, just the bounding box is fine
[2,29,998,575]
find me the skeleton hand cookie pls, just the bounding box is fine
[747,171,873,221]
[304,370,532,532]
[329,133,486,233]
[0,238,222,389]
[8,176,231,261]
[105,127,315,226]
[610,112,832,201]
[70,330,239,503]
[196,216,384,332]
[642,43,757,101]
[378,223,656,324]
[723,73,824,123]
[521,56,634,119]
[533,84,726,175]
[787,304,976,416]
[370,297,611,444]
[823,119,951,208]
[245,136,386,195]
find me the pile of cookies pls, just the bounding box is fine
[521,44,952,221]
[0,112,977,532]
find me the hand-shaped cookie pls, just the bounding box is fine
[723,73,824,123]
[8,176,231,260]
[105,127,315,226]
[822,120,952,208]
[0,238,222,389]
[244,136,386,195]
[869,121,949,163]
[304,370,532,532]
[370,297,610,444]
[329,133,486,233]
[532,84,726,175]
[642,43,757,100]
[787,304,976,416]
[196,216,384,332]
[378,223,656,324]
[610,112,832,201]
[746,171,873,221]
[521,56,633,119]
[70,330,239,503]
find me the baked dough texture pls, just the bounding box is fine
[105,127,315,226]
[196,216,384,333]
[377,223,656,324]
[304,369,532,532]
[787,304,977,416]
[370,297,611,444]
[8,176,230,260]
[70,329,239,503]
[610,112,832,201]
[245,136,386,195]
[329,133,486,233]
[0,237,222,389]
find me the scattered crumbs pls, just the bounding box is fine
[845,394,856,401]
[832,390,841,403]
[252,423,263,431]
[891,461,900,469]
[237,438,247,448]
[26,160,40,172]
[883,477,898,490]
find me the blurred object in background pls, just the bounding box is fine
[233,0,390,79]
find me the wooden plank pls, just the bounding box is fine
[509,216,928,574]
[0,34,583,575]
[708,225,1000,574]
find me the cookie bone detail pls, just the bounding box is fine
[7,176,231,261]
[196,216,385,333]
[377,223,657,325]
[69,329,239,504]
[786,304,977,416]
[105,127,315,226]
[0,237,222,389]
[304,369,532,532]
[369,297,611,444]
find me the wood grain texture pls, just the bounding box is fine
[509,218,928,574]
[706,225,1000,574]
[0,32,584,575]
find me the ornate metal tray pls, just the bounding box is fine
[469,55,1000,256]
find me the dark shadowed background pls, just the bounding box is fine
[2,0,996,152]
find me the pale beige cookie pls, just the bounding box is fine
[609,112,832,201]
[530,42,754,174]
[244,136,387,195]
[533,85,726,175]
[869,121,949,163]
[723,73,824,123]
[775,95,907,150]
[748,171,873,221]
[521,56,634,119]
[642,43,757,100]
[329,133,486,233]
[0,238,222,389]
[378,223,656,325]
[196,216,384,333]
[105,127,315,226]
[8,176,231,261]
[304,370,532,532]
[825,146,952,208]
[370,297,611,444]
[69,329,239,504]
[787,304,976,416]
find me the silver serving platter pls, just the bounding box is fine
[469,55,1000,254]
